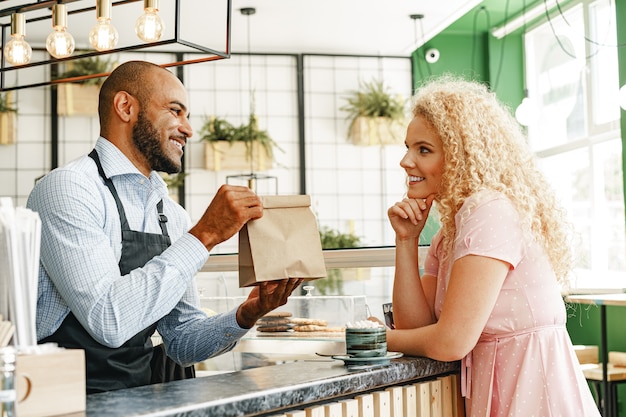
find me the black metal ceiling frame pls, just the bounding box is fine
[0,0,232,91]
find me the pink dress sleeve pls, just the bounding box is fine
[453,193,525,269]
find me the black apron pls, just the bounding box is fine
[40,149,194,393]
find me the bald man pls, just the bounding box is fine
[27,61,302,393]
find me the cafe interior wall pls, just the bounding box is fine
[185,52,412,310]
[0,48,413,315]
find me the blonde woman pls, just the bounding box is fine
[386,76,599,416]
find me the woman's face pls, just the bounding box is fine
[400,115,444,199]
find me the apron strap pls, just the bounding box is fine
[89,149,169,237]
[156,200,169,236]
[89,149,131,232]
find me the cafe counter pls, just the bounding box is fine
[63,356,460,417]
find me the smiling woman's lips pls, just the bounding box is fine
[408,176,424,182]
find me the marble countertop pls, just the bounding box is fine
[66,356,459,417]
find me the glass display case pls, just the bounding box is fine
[200,294,368,330]
[198,293,368,361]
[194,247,427,373]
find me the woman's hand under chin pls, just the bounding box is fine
[388,194,436,241]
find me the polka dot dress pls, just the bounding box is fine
[423,191,600,417]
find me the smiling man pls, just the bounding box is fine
[27,61,302,393]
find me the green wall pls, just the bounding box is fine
[566,303,626,415]
[412,31,524,113]
[411,33,489,85]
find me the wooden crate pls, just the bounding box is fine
[349,116,406,146]
[204,141,271,171]
[0,111,16,145]
[57,84,99,116]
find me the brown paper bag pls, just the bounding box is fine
[239,195,327,287]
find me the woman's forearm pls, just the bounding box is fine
[392,238,435,329]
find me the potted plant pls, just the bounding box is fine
[341,79,407,146]
[0,92,17,145]
[56,55,114,116]
[160,172,188,203]
[314,226,363,295]
[200,114,279,171]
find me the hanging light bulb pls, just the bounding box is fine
[3,13,32,66]
[46,4,75,59]
[515,89,538,126]
[89,0,119,51]
[135,0,164,42]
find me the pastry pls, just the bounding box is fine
[289,318,328,326]
[256,325,293,332]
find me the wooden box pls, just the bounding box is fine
[349,116,406,146]
[15,349,86,417]
[204,141,271,171]
[57,84,99,116]
[0,111,16,145]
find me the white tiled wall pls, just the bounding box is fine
[304,55,411,248]
[0,52,412,304]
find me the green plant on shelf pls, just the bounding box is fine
[0,93,17,113]
[313,226,362,296]
[199,114,280,163]
[55,55,114,86]
[340,79,407,143]
[0,92,17,145]
[160,172,188,190]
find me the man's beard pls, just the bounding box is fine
[132,111,181,174]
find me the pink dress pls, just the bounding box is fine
[423,191,600,417]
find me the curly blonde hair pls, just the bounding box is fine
[412,75,572,283]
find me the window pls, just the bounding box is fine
[524,0,624,288]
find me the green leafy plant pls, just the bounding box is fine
[199,114,280,162]
[56,55,114,86]
[340,79,407,146]
[161,172,188,189]
[0,93,17,113]
[314,227,362,295]
[319,226,362,249]
[341,79,406,124]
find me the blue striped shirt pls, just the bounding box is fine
[27,137,247,365]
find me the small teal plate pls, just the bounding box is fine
[331,351,403,366]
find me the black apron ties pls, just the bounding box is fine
[40,149,194,393]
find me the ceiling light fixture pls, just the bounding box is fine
[225,6,278,193]
[0,0,232,92]
[242,6,258,186]
[3,13,32,66]
[135,0,164,43]
[410,14,431,80]
[89,0,119,51]
[513,0,538,127]
[46,4,75,59]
